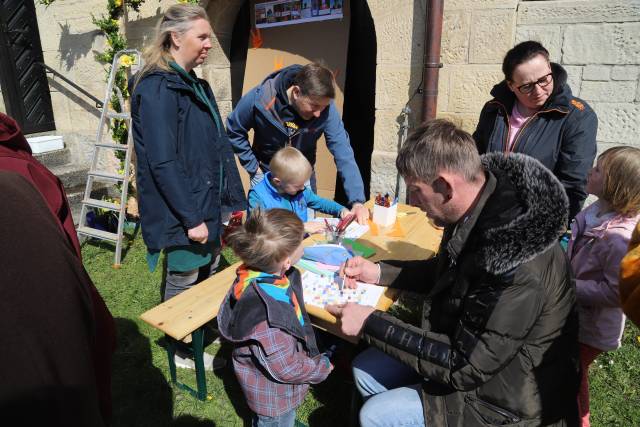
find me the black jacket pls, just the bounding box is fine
[130,70,246,250]
[473,63,597,221]
[362,153,580,427]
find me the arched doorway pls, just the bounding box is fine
[220,0,376,203]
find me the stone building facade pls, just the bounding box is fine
[19,0,640,199]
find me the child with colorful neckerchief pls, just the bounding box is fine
[217,208,333,427]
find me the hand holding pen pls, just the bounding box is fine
[339,256,379,288]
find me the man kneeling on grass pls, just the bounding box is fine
[328,119,580,427]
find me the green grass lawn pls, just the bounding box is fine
[83,232,640,426]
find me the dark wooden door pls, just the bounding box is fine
[0,0,55,134]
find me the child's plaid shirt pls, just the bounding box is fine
[232,320,332,416]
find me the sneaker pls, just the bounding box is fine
[174,350,226,371]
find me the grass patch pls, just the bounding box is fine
[83,233,354,426]
[83,233,639,426]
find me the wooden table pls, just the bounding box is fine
[139,202,442,399]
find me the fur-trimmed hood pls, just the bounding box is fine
[472,152,568,275]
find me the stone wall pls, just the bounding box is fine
[33,0,640,198]
[370,0,640,194]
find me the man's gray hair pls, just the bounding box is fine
[396,119,483,183]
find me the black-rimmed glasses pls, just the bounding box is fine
[515,72,553,94]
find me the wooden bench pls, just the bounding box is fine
[140,203,442,400]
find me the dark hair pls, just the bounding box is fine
[502,41,550,81]
[293,63,336,98]
[225,208,304,273]
[396,119,482,183]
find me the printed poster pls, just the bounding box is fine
[255,0,343,29]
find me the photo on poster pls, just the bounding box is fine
[318,0,331,16]
[254,0,342,28]
[266,4,275,23]
[332,0,343,14]
[301,0,312,18]
[255,4,267,25]
[291,1,302,20]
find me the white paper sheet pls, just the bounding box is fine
[301,270,385,308]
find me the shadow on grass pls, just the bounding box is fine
[111,318,216,426]
[214,341,253,426]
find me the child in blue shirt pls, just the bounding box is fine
[248,147,350,233]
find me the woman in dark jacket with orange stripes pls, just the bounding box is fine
[473,41,597,221]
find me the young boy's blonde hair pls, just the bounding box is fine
[599,146,640,216]
[225,208,304,273]
[269,147,313,184]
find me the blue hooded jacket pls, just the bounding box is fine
[130,69,246,250]
[226,65,365,205]
[248,172,345,222]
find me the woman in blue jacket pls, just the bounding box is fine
[130,4,245,301]
[474,41,597,221]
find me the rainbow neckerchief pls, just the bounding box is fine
[233,264,304,326]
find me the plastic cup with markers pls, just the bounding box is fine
[372,193,398,227]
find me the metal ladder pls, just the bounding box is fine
[77,50,142,267]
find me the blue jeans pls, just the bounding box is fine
[253,409,296,427]
[353,348,426,427]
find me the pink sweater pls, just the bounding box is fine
[568,201,639,351]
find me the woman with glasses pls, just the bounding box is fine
[474,41,597,221]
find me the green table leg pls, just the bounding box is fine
[164,328,208,401]
[166,337,178,384]
[191,327,207,400]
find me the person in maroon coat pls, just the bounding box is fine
[0,113,116,423]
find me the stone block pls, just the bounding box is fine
[563,66,583,97]
[49,91,72,131]
[611,66,640,81]
[437,112,480,134]
[589,102,640,143]
[518,1,640,25]
[375,65,423,110]
[372,110,406,153]
[445,0,517,11]
[563,23,640,65]
[437,67,451,112]
[449,65,503,113]
[441,11,471,65]
[580,81,637,103]
[582,65,610,81]
[370,151,401,197]
[375,2,422,66]
[469,9,516,64]
[217,100,233,123]
[206,68,232,102]
[515,25,562,63]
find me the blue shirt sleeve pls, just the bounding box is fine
[226,88,260,175]
[303,188,345,217]
[323,102,366,205]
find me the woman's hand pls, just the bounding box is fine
[188,222,209,244]
[339,256,380,288]
[350,203,369,225]
[304,221,326,234]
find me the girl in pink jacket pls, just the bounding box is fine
[568,146,640,427]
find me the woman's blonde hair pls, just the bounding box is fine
[599,146,640,216]
[134,4,209,86]
[269,147,313,184]
[225,208,304,273]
